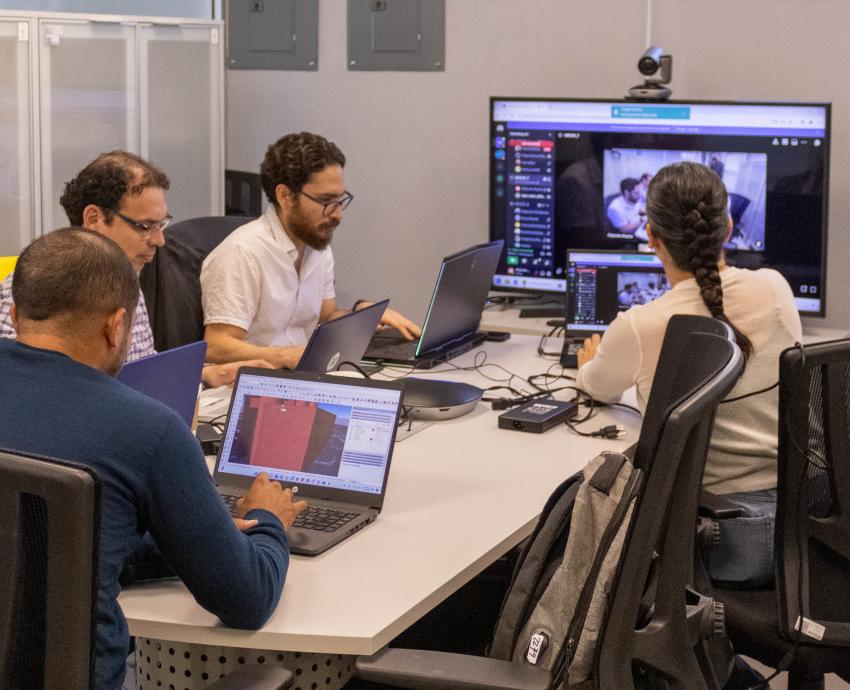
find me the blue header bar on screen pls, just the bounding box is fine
[611,104,691,119]
[494,100,828,138]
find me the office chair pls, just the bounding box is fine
[700,339,850,690]
[355,315,744,689]
[139,216,251,351]
[0,448,292,690]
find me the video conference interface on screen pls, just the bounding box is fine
[490,99,830,315]
[566,251,667,334]
[218,374,400,495]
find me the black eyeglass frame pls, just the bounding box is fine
[107,208,173,234]
[298,190,354,217]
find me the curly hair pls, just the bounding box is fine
[59,151,170,226]
[260,132,346,207]
[646,161,753,362]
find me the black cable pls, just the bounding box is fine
[335,360,374,378]
[721,381,779,404]
[747,342,812,690]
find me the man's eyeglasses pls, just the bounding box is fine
[108,208,173,235]
[299,190,354,217]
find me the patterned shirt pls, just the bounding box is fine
[0,274,156,362]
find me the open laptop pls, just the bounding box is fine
[117,340,207,426]
[213,368,404,556]
[560,249,667,367]
[297,299,389,373]
[363,240,504,369]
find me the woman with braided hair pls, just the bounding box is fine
[576,161,802,588]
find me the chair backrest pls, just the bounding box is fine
[139,216,250,351]
[0,449,100,690]
[596,315,744,689]
[776,339,850,646]
[633,314,733,472]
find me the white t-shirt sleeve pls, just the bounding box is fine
[201,243,263,331]
[764,269,803,341]
[575,310,643,403]
[322,248,336,301]
[607,198,628,228]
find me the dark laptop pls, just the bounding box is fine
[296,299,389,373]
[117,341,207,426]
[560,249,667,367]
[363,240,504,369]
[213,368,404,556]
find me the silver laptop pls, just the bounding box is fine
[213,368,404,556]
[296,299,389,373]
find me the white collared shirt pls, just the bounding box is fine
[200,206,335,347]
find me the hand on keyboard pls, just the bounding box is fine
[235,471,308,531]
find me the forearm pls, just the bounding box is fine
[205,329,298,368]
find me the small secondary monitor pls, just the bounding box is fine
[565,250,666,335]
[489,98,830,316]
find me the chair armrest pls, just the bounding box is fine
[698,490,745,519]
[206,664,293,690]
[355,647,552,690]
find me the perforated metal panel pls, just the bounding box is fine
[347,0,444,71]
[227,0,318,71]
[133,638,354,690]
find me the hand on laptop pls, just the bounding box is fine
[377,307,421,341]
[201,359,274,388]
[236,471,308,531]
[577,333,601,368]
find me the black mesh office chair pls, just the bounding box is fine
[354,315,743,689]
[139,215,251,351]
[701,339,850,690]
[0,448,292,690]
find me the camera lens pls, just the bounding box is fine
[638,56,658,76]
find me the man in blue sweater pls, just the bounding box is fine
[0,228,306,689]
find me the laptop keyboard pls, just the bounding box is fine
[293,506,359,532]
[366,329,420,360]
[222,494,359,533]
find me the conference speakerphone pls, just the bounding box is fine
[498,399,578,434]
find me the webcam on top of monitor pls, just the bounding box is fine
[628,46,673,101]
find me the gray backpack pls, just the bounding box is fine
[489,450,642,688]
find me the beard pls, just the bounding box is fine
[288,201,338,250]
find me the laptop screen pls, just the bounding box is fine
[566,250,667,334]
[216,371,402,496]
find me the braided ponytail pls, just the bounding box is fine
[646,163,753,363]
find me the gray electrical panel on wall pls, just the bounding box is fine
[227,0,318,70]
[348,0,444,71]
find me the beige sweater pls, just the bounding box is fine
[576,267,802,494]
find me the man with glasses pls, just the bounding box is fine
[0,150,265,386]
[201,131,420,368]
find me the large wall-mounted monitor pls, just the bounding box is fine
[489,98,831,316]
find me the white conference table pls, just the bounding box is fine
[118,335,639,683]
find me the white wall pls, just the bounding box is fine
[227,0,848,328]
[652,0,850,329]
[226,0,643,322]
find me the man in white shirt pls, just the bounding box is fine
[607,177,646,239]
[201,132,420,368]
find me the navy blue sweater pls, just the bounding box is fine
[0,340,290,689]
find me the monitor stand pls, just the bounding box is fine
[517,294,565,319]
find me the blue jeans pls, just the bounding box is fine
[705,488,777,588]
